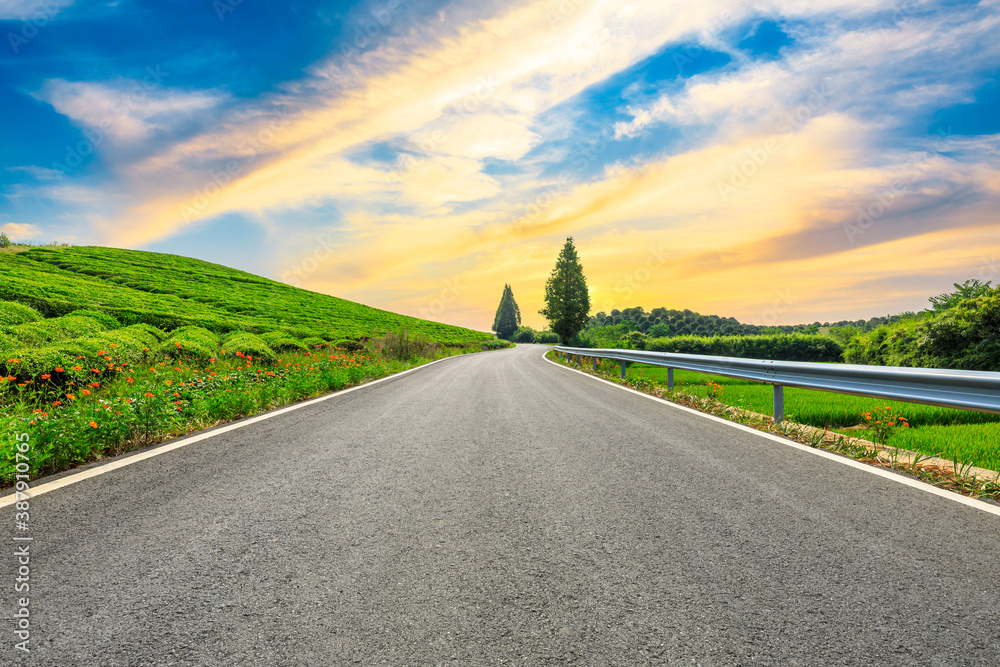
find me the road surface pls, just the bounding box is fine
[7,344,1000,665]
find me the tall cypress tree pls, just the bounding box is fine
[492,284,521,340]
[539,237,590,343]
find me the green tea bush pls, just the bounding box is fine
[336,340,365,352]
[67,309,121,329]
[2,324,161,380]
[301,336,329,349]
[222,331,277,362]
[645,333,844,362]
[0,301,42,331]
[262,331,306,352]
[158,326,220,363]
[6,315,107,348]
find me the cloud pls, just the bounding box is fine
[0,222,41,239]
[35,75,223,146]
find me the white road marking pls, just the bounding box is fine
[544,352,1000,518]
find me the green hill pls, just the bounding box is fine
[0,245,489,349]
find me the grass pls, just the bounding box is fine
[627,364,1000,472]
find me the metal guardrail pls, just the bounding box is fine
[554,346,1000,421]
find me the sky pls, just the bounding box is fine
[1,0,999,332]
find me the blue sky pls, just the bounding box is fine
[2,0,1000,330]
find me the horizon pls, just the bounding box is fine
[2,0,999,331]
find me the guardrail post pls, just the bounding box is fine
[773,385,784,422]
[667,368,674,391]
[593,357,598,372]
[620,360,626,379]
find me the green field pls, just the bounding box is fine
[625,364,1000,471]
[0,246,500,483]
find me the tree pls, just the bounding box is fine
[492,284,521,340]
[539,237,591,343]
[928,279,993,312]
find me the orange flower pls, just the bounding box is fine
[89,421,98,429]
[104,356,112,362]
[126,377,134,383]
[91,368,100,374]
[175,342,183,348]
[5,358,19,364]
[72,365,82,371]
[90,382,100,388]
[143,347,149,351]
[54,367,64,373]
[173,392,180,397]
[40,373,51,379]
[81,389,91,396]
[66,393,76,401]
[164,379,173,386]
[52,401,62,406]
[144,392,154,397]
[97,350,105,355]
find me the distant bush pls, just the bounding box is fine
[0,301,42,332]
[480,339,510,351]
[301,336,328,349]
[645,333,844,363]
[371,329,438,361]
[0,233,10,248]
[512,326,537,343]
[536,331,560,344]
[158,326,220,364]
[261,331,306,352]
[221,331,277,363]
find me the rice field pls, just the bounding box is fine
[626,364,1000,472]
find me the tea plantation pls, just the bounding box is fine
[0,245,491,378]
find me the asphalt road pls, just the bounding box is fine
[7,343,1000,666]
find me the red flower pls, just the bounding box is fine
[53,401,62,406]
[144,392,154,398]
[90,382,100,388]
[54,367,64,373]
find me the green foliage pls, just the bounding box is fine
[492,284,522,340]
[5,315,107,348]
[0,246,489,345]
[336,340,365,352]
[222,331,277,363]
[928,278,993,312]
[159,326,220,364]
[0,233,9,249]
[539,237,590,343]
[536,331,560,344]
[845,289,1000,370]
[0,301,42,331]
[262,331,307,352]
[67,309,121,329]
[511,326,537,343]
[644,333,844,362]
[622,331,647,350]
[300,336,329,349]
[2,324,161,381]
[371,329,438,361]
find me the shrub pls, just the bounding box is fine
[0,301,42,332]
[335,340,365,352]
[66,309,121,329]
[645,333,844,363]
[221,331,277,363]
[261,331,306,352]
[1,324,161,380]
[536,331,560,344]
[6,315,107,348]
[371,329,438,361]
[158,326,220,364]
[512,326,537,343]
[301,336,329,349]
[0,233,10,248]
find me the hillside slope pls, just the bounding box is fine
[0,246,488,345]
